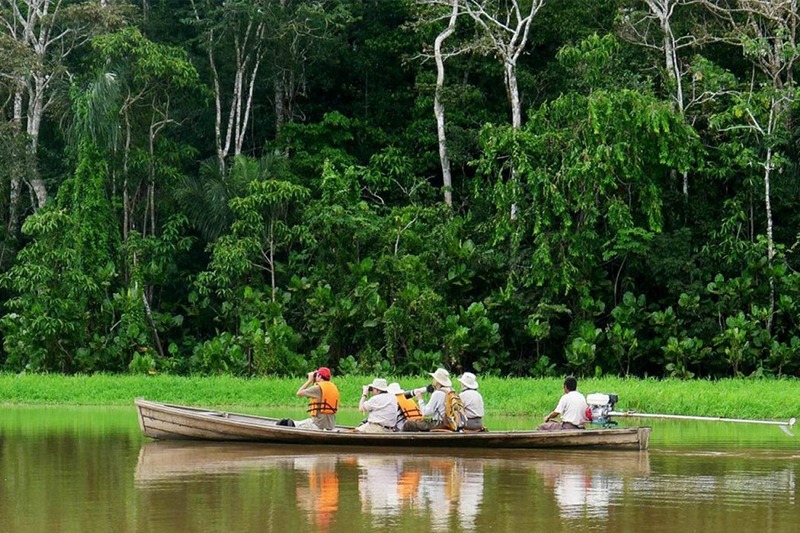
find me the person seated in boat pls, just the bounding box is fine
[457,372,485,431]
[402,368,454,432]
[537,376,588,431]
[294,367,339,430]
[388,382,423,431]
[355,378,399,433]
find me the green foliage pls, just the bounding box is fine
[0,137,119,372]
[4,2,800,381]
[442,302,506,373]
[476,87,700,300]
[191,332,248,375]
[604,292,646,376]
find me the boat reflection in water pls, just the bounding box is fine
[134,441,651,532]
[356,456,485,531]
[532,451,651,520]
[294,456,339,532]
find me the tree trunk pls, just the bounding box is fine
[506,61,522,130]
[7,84,25,234]
[433,0,458,207]
[764,146,775,333]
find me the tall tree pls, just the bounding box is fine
[0,0,124,223]
[618,0,710,198]
[190,0,267,174]
[460,0,545,129]
[703,0,799,331]
[414,0,462,207]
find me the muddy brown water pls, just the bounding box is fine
[1,406,797,533]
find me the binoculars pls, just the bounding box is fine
[403,384,435,399]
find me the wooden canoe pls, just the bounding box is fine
[135,398,651,450]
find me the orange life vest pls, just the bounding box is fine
[396,394,423,421]
[308,381,339,416]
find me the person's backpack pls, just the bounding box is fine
[443,390,467,431]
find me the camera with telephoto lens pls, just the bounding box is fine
[403,384,434,398]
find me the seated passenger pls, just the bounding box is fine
[388,382,423,431]
[356,378,399,433]
[293,367,339,430]
[537,376,588,431]
[457,372,485,431]
[403,368,453,432]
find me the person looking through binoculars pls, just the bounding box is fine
[291,367,339,430]
[355,378,399,433]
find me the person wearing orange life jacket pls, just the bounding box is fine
[294,367,339,430]
[402,368,454,432]
[388,382,423,431]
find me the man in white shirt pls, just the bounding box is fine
[538,376,588,431]
[356,378,398,433]
[458,372,485,431]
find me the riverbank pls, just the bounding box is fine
[1,373,798,420]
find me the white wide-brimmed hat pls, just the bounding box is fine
[368,378,389,392]
[458,372,479,390]
[429,368,452,387]
[387,382,404,395]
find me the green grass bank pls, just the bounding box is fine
[1,373,798,421]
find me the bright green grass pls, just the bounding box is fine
[1,373,798,421]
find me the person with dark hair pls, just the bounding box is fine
[292,367,339,430]
[537,376,588,431]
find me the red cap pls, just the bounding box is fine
[316,367,331,380]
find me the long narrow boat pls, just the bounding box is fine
[135,398,651,450]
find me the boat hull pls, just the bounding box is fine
[135,398,651,450]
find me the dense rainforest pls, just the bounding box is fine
[0,0,798,380]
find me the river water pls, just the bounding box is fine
[0,406,797,533]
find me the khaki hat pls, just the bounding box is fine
[387,382,404,395]
[458,372,479,390]
[428,368,452,387]
[367,378,389,392]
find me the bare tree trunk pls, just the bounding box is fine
[624,0,704,200]
[433,0,459,207]
[764,146,775,331]
[505,61,522,130]
[8,84,25,234]
[461,0,544,219]
[191,3,265,174]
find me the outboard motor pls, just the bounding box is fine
[586,393,619,427]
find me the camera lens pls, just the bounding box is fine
[403,390,415,399]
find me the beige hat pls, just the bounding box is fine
[428,368,452,387]
[458,372,479,390]
[387,382,404,395]
[367,378,389,392]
